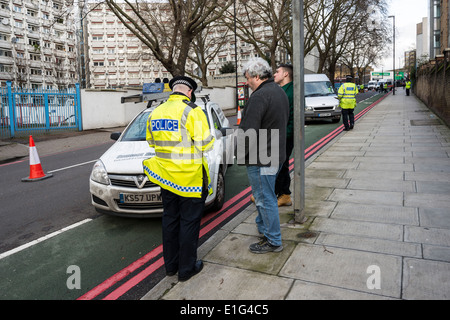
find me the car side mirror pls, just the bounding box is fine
[110,132,121,141]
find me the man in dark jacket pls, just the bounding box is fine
[273,64,294,207]
[236,58,289,254]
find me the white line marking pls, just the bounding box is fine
[0,219,92,260]
[48,160,97,173]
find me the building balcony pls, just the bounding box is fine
[0,40,12,49]
[0,56,13,64]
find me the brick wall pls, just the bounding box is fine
[415,52,450,128]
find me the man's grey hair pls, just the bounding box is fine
[242,57,272,80]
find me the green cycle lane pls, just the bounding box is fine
[0,91,386,300]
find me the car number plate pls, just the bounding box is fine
[318,113,332,117]
[119,193,162,203]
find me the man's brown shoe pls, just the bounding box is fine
[277,194,292,207]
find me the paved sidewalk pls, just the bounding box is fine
[143,93,450,300]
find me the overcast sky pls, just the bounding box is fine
[379,0,429,71]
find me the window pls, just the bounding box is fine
[0,64,12,72]
[0,49,12,57]
[29,39,40,46]
[30,68,42,75]
[211,108,222,130]
[93,61,104,67]
[28,25,39,32]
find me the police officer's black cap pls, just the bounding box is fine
[169,76,198,92]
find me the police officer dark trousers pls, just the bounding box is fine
[161,181,207,277]
[161,170,208,280]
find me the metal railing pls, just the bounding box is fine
[0,81,82,138]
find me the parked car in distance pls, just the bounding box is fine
[89,96,234,218]
[368,80,378,90]
[304,74,341,123]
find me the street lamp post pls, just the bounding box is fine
[388,15,395,95]
[234,0,239,112]
[293,0,306,223]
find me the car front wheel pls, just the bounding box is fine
[210,170,225,212]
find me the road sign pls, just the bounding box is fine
[372,72,390,76]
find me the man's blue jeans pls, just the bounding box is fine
[246,165,282,246]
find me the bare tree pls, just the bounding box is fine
[224,0,291,70]
[310,0,390,82]
[104,0,233,77]
[187,21,232,86]
[281,0,333,61]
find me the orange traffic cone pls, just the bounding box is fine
[237,105,242,125]
[22,135,53,182]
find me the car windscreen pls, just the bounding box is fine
[305,81,336,97]
[120,111,150,141]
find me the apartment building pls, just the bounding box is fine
[428,0,450,59]
[84,3,172,89]
[84,2,294,89]
[0,0,78,89]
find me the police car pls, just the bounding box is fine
[89,94,234,218]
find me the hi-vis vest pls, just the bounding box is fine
[143,93,215,198]
[406,81,411,89]
[338,83,359,109]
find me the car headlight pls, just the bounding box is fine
[305,105,313,111]
[90,160,110,185]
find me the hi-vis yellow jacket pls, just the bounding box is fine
[338,83,359,109]
[143,93,215,198]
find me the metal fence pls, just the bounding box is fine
[0,81,82,139]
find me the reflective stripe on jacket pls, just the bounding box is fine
[143,93,215,198]
[338,83,358,109]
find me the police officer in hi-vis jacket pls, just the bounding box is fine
[143,76,214,282]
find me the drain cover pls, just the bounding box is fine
[410,119,441,126]
[297,231,318,239]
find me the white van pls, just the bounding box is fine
[368,80,377,90]
[304,74,341,123]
